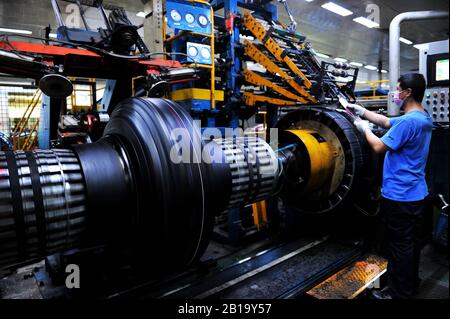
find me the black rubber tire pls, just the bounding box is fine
[102,98,231,270]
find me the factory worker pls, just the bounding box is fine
[348,73,432,299]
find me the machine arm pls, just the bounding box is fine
[278,0,298,34]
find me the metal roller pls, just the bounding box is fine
[214,136,279,209]
[0,149,87,267]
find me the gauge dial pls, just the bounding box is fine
[187,46,198,57]
[201,47,211,59]
[198,14,209,27]
[170,9,182,22]
[185,13,195,24]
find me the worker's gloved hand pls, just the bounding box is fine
[346,103,366,117]
[353,118,370,134]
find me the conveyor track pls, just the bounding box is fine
[107,236,363,299]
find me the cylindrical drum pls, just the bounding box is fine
[0,149,87,267]
[214,136,280,209]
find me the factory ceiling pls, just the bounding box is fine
[0,0,448,77]
[275,0,449,74]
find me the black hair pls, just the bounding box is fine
[398,73,427,103]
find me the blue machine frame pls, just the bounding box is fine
[210,0,278,245]
[166,0,218,126]
[211,0,277,130]
[164,0,281,246]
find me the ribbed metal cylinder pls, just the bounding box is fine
[215,136,280,208]
[0,149,87,268]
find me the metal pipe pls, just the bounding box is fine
[76,0,90,31]
[51,0,66,28]
[95,0,113,31]
[388,10,449,116]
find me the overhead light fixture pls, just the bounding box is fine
[315,52,331,59]
[399,37,413,45]
[0,27,32,35]
[381,69,388,73]
[334,57,348,62]
[49,33,57,38]
[414,43,429,50]
[305,0,314,2]
[352,17,379,28]
[364,65,377,70]
[0,81,33,86]
[136,11,146,18]
[321,2,353,17]
[350,61,363,67]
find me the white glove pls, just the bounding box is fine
[354,118,370,134]
[346,103,366,117]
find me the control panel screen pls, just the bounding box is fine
[436,59,449,82]
[427,53,449,87]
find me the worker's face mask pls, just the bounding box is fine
[393,89,409,109]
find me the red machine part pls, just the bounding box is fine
[225,12,236,35]
[0,40,183,79]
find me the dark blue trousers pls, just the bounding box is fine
[380,197,425,299]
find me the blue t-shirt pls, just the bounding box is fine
[380,110,432,202]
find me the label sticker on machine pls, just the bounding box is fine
[166,0,212,34]
[186,42,212,65]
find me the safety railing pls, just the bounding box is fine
[12,88,41,150]
[355,79,390,99]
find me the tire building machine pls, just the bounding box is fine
[0,0,387,299]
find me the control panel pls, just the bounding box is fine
[166,0,212,35]
[423,88,449,123]
[186,42,212,65]
[419,40,449,123]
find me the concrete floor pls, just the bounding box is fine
[416,244,449,299]
[202,239,449,299]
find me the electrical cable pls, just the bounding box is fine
[0,33,198,69]
[0,34,199,80]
